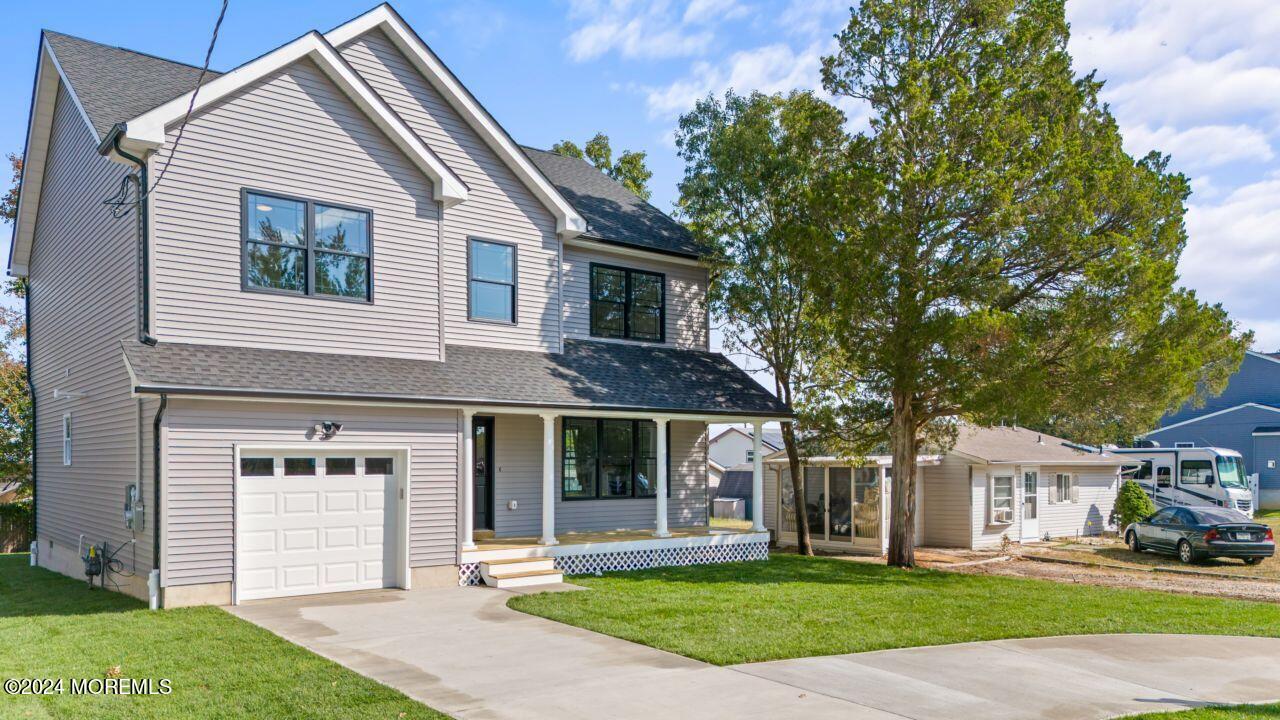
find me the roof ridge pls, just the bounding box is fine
[43,28,224,75]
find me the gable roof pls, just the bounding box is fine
[710,425,785,450]
[522,146,707,259]
[122,339,790,418]
[325,4,585,238]
[1144,402,1280,435]
[949,425,1121,465]
[42,30,223,142]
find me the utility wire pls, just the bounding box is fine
[104,0,229,218]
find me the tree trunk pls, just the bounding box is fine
[887,395,917,568]
[781,420,813,555]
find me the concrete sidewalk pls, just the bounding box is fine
[230,585,1280,720]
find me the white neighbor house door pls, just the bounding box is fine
[235,448,406,602]
[1021,467,1040,541]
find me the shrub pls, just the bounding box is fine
[1113,480,1156,530]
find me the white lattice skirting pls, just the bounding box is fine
[458,541,769,586]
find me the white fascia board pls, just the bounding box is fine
[565,236,704,267]
[10,39,100,277]
[324,4,587,238]
[1141,402,1280,436]
[123,31,467,207]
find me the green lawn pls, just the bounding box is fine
[0,554,447,719]
[507,553,1280,665]
[1132,703,1280,719]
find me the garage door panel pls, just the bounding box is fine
[236,452,402,602]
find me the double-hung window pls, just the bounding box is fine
[562,418,668,499]
[243,190,372,301]
[990,475,1014,524]
[1051,472,1078,504]
[469,239,516,323]
[62,413,72,466]
[589,264,664,342]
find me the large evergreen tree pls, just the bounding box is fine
[811,0,1249,567]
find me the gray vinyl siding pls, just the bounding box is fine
[563,245,709,350]
[338,30,560,352]
[28,85,148,571]
[487,415,706,537]
[920,455,973,547]
[149,58,443,360]
[161,399,459,586]
[764,466,783,531]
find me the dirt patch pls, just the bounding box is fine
[941,555,1280,603]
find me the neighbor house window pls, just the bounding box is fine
[589,264,664,342]
[1052,472,1077,503]
[746,449,755,463]
[243,190,372,301]
[62,413,72,466]
[562,418,669,499]
[468,239,516,322]
[1179,459,1213,485]
[990,475,1014,524]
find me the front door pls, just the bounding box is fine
[1021,469,1040,541]
[473,417,495,532]
[1153,463,1174,507]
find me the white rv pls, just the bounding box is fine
[1113,446,1256,517]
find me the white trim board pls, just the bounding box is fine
[1142,402,1280,436]
[325,4,586,238]
[121,31,467,208]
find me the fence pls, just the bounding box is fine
[0,501,32,553]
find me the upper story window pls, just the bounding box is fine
[590,264,665,342]
[468,239,516,323]
[243,190,372,302]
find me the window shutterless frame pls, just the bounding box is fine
[466,237,518,324]
[588,262,665,343]
[240,188,375,304]
[561,417,671,500]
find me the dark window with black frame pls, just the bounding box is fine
[468,238,516,323]
[243,190,372,301]
[562,418,670,499]
[589,264,664,342]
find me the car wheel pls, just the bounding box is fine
[1244,557,1263,566]
[1127,531,1142,553]
[1177,540,1196,564]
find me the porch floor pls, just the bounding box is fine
[472,526,739,551]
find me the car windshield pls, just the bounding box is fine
[1216,456,1249,489]
[1189,507,1251,525]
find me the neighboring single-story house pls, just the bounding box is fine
[711,462,754,519]
[763,425,1125,552]
[709,425,783,468]
[1143,351,1280,508]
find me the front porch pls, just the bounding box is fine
[459,526,770,585]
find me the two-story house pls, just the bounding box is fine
[11,4,786,607]
[1143,351,1280,509]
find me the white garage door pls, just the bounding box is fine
[236,450,402,601]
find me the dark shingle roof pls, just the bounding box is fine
[716,464,755,499]
[522,146,706,258]
[123,339,789,417]
[43,30,221,140]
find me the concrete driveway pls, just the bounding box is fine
[230,586,1280,720]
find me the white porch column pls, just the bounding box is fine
[540,413,558,546]
[461,409,476,550]
[654,417,671,538]
[751,421,766,532]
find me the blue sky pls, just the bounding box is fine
[2,0,1278,361]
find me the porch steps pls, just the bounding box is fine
[479,557,564,589]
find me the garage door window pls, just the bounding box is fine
[240,457,274,476]
[284,457,316,476]
[325,457,356,475]
[365,457,394,474]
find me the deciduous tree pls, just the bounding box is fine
[552,133,654,201]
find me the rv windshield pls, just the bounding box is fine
[1216,456,1248,489]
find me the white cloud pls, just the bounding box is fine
[1124,124,1273,170]
[643,42,829,118]
[565,0,742,61]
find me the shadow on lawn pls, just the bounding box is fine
[576,554,961,588]
[0,554,142,618]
